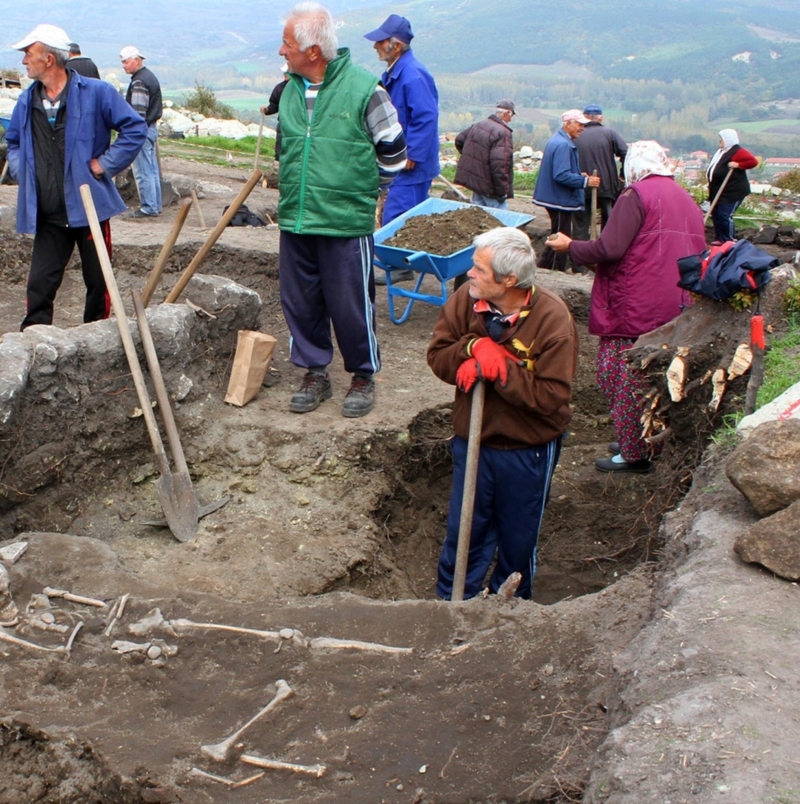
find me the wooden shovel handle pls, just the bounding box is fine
[79,184,170,476]
[131,289,191,476]
[141,196,193,307]
[704,167,735,225]
[165,168,262,303]
[451,380,485,602]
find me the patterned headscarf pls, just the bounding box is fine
[623,140,674,185]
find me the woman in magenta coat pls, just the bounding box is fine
[549,141,706,473]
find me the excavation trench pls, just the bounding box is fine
[0,239,694,803]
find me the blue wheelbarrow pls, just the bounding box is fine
[374,198,533,324]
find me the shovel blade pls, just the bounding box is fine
[156,473,200,543]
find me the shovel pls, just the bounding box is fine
[451,380,485,602]
[80,184,199,542]
[704,167,735,225]
[131,288,200,540]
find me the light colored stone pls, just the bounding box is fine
[726,419,800,516]
[734,498,800,580]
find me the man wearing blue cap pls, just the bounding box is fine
[572,104,627,245]
[364,14,439,233]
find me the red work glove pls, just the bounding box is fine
[471,338,509,385]
[456,358,481,393]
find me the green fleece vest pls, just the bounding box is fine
[278,49,380,237]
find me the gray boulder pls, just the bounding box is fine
[734,498,800,580]
[726,419,800,516]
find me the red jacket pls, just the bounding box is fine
[708,146,758,205]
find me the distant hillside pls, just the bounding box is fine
[3,0,800,153]
[2,0,799,96]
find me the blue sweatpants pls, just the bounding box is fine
[437,436,562,600]
[382,178,432,226]
[279,231,380,376]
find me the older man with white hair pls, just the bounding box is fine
[6,23,146,329]
[427,227,578,599]
[276,2,406,418]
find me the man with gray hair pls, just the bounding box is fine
[572,104,627,244]
[277,2,407,418]
[533,109,600,273]
[454,99,516,210]
[6,23,146,329]
[427,227,578,600]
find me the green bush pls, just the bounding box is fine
[182,82,235,120]
[774,170,800,195]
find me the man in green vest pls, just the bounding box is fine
[277,2,407,418]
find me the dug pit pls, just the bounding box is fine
[0,231,705,803]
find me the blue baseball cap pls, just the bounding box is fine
[583,104,603,115]
[364,14,414,44]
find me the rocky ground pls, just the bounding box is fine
[0,158,799,803]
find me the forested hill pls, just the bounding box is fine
[2,0,798,98]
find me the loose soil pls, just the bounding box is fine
[1,159,798,803]
[383,206,505,255]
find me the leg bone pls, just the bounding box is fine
[43,587,107,608]
[201,679,294,762]
[241,754,326,777]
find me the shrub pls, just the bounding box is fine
[182,82,234,120]
[774,170,800,195]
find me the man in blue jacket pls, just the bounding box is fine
[533,109,600,273]
[7,24,147,330]
[364,14,439,227]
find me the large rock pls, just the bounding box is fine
[0,275,260,511]
[734,498,800,580]
[726,419,800,516]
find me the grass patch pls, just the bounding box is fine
[757,322,800,408]
[438,164,538,193]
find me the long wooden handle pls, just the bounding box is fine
[165,168,263,303]
[79,184,170,475]
[254,112,265,170]
[141,196,193,307]
[590,169,598,240]
[451,380,485,602]
[437,173,469,202]
[131,289,190,476]
[704,167,735,224]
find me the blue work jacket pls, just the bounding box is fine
[382,49,439,184]
[6,72,147,233]
[533,128,587,212]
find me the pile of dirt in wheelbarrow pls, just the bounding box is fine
[383,206,503,255]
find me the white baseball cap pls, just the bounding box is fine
[120,45,145,61]
[12,24,71,52]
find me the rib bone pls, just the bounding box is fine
[201,679,294,762]
[241,754,327,777]
[43,587,107,608]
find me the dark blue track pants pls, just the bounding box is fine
[437,435,562,600]
[279,231,380,376]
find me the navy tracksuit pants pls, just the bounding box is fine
[437,435,562,600]
[279,231,380,376]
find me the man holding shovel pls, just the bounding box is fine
[427,227,578,600]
